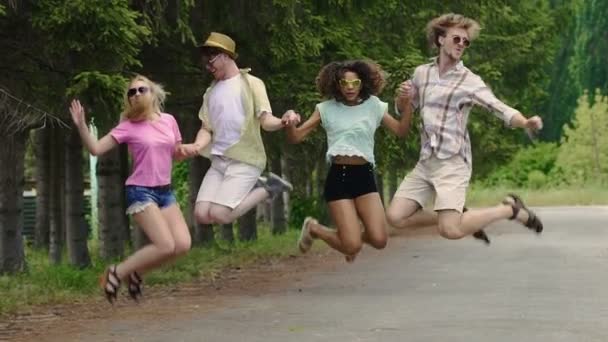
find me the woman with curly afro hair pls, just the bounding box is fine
[287,60,413,262]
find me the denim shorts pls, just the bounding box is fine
[125,185,176,215]
[323,163,378,202]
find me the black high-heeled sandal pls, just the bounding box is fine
[100,265,121,304]
[127,271,143,302]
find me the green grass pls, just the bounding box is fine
[467,185,608,207]
[0,227,302,316]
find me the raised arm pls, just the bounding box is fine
[286,109,321,144]
[69,99,118,156]
[471,79,543,133]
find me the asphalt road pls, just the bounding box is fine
[29,207,608,342]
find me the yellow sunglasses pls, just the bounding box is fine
[339,79,362,88]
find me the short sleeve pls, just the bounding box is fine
[198,87,213,132]
[168,114,182,143]
[316,101,328,128]
[249,76,272,117]
[376,98,388,127]
[110,120,131,144]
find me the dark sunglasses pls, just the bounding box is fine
[451,35,471,47]
[127,86,149,98]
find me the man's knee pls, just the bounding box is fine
[386,200,420,228]
[438,223,464,240]
[194,205,213,224]
[209,206,234,225]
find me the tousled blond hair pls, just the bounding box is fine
[121,75,166,120]
[426,13,481,49]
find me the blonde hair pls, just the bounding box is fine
[426,13,481,49]
[121,75,167,120]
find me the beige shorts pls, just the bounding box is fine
[394,155,472,212]
[196,155,263,209]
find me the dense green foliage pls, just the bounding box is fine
[2,0,607,272]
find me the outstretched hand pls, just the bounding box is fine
[69,99,87,127]
[525,116,543,131]
[524,115,543,141]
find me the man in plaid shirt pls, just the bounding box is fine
[386,13,544,243]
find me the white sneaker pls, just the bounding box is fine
[298,217,317,253]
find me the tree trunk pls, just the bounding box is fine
[237,209,257,241]
[270,156,286,234]
[376,172,385,205]
[132,222,150,250]
[33,128,50,249]
[97,148,126,260]
[64,128,90,268]
[220,223,234,243]
[589,109,601,179]
[49,126,64,264]
[119,145,131,247]
[0,131,27,274]
[388,167,398,201]
[315,158,329,223]
[189,156,214,245]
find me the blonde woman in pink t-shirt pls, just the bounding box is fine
[69,75,191,304]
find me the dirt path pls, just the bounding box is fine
[0,246,347,341]
[0,227,436,342]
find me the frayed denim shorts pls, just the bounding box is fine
[125,185,176,215]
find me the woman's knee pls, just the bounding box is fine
[367,234,387,249]
[174,235,191,256]
[342,240,362,256]
[155,239,176,257]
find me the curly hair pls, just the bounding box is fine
[426,13,481,49]
[315,60,386,103]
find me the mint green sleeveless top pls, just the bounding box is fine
[317,95,387,166]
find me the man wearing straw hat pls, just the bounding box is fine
[178,32,300,225]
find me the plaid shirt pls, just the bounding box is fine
[409,58,519,167]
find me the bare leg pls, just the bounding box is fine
[132,203,192,275]
[113,205,177,280]
[355,192,388,249]
[309,199,364,257]
[386,197,435,230]
[209,187,269,224]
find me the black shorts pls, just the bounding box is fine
[323,163,378,202]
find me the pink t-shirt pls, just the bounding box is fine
[110,113,182,187]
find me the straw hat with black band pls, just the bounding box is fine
[198,32,238,59]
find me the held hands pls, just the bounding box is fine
[69,99,87,128]
[281,110,301,127]
[396,80,414,100]
[174,143,202,160]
